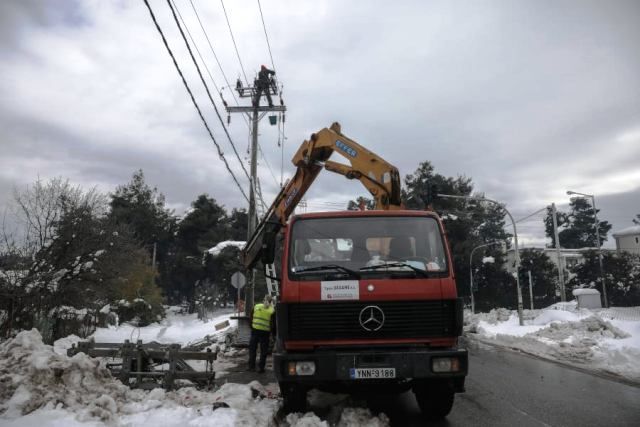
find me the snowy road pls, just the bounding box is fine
[370,339,640,427]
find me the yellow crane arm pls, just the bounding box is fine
[243,122,403,268]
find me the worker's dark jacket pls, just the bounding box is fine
[257,68,275,87]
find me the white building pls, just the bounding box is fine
[504,247,614,276]
[612,225,640,256]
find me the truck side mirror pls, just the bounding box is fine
[261,230,277,265]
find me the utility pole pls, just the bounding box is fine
[226,79,286,317]
[551,203,566,301]
[528,270,534,310]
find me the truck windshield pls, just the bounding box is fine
[288,216,447,280]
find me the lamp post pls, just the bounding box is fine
[469,241,504,313]
[566,191,608,307]
[439,194,524,325]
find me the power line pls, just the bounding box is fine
[220,0,250,85]
[258,143,279,187]
[166,0,251,183]
[142,0,248,203]
[188,0,243,107]
[171,1,220,94]
[188,0,277,192]
[256,0,276,71]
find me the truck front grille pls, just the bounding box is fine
[286,300,457,341]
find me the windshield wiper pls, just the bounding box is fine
[360,262,431,278]
[293,264,360,279]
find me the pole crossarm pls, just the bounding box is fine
[226,105,287,113]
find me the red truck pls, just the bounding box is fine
[243,123,467,418]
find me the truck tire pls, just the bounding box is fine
[413,384,454,420]
[280,383,307,413]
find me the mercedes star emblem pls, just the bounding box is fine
[359,305,385,331]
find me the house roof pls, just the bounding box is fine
[612,225,640,238]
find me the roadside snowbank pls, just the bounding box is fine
[2,325,391,426]
[0,329,280,426]
[465,303,640,381]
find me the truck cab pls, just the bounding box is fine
[273,209,467,417]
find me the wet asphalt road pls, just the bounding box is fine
[374,340,640,427]
[217,342,640,426]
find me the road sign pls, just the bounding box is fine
[231,272,246,289]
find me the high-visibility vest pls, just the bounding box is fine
[252,303,274,331]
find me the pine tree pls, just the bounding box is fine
[109,170,176,296]
[518,249,559,307]
[545,198,611,248]
[402,161,512,308]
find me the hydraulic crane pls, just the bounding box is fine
[243,122,403,269]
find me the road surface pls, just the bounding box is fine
[217,341,640,426]
[375,339,640,426]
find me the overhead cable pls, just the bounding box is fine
[188,0,244,109]
[166,0,251,182]
[142,0,248,202]
[256,0,276,71]
[220,0,250,85]
[171,0,221,94]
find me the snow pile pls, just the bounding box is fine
[0,330,281,426]
[207,241,246,257]
[465,304,640,381]
[0,329,129,420]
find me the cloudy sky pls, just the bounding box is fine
[1,0,639,247]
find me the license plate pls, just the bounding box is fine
[349,367,396,379]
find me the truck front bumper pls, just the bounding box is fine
[274,347,467,391]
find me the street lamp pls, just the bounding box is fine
[469,241,504,314]
[439,194,524,325]
[566,190,608,307]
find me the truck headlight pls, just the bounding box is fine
[432,357,460,373]
[287,361,316,376]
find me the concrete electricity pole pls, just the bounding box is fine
[551,203,566,301]
[226,81,286,317]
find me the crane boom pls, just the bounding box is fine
[243,122,403,268]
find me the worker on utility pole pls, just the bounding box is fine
[253,65,275,107]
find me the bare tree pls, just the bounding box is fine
[11,177,107,256]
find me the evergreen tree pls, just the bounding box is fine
[568,251,640,307]
[109,170,176,294]
[167,195,248,305]
[544,198,611,248]
[633,214,640,226]
[228,208,248,241]
[402,161,512,308]
[518,249,559,307]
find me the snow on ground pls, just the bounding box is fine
[465,302,640,382]
[2,309,390,426]
[89,306,237,347]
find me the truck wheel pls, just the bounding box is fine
[280,383,307,413]
[413,385,454,419]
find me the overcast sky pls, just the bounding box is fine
[1,0,639,247]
